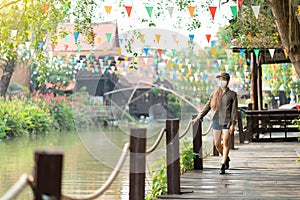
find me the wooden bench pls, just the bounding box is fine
[241,109,300,142]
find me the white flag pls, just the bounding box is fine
[251,5,260,19]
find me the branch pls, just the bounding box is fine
[0,0,22,11]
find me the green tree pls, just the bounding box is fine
[0,0,70,96]
[222,0,300,76]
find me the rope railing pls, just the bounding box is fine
[1,174,34,200]
[179,120,192,139]
[62,142,130,200]
[178,119,213,139]
[202,121,213,136]
[146,127,166,154]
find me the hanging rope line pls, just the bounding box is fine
[62,142,130,200]
[146,127,166,154]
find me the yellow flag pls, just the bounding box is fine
[247,33,252,42]
[117,47,121,55]
[104,6,112,14]
[104,47,108,53]
[97,37,102,44]
[155,34,161,43]
[211,49,217,58]
[124,57,128,61]
[298,5,300,15]
[140,34,145,42]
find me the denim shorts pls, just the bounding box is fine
[212,121,228,130]
[212,111,228,130]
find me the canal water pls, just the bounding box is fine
[0,122,213,199]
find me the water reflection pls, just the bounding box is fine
[0,130,131,199]
[0,123,212,199]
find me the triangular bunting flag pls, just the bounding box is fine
[51,44,55,51]
[117,47,121,55]
[167,7,174,18]
[97,37,102,44]
[140,34,145,42]
[222,34,228,43]
[144,47,149,56]
[211,40,216,48]
[145,6,153,18]
[64,45,68,51]
[268,49,275,58]
[119,38,123,44]
[230,6,237,20]
[238,0,243,10]
[226,49,231,58]
[171,49,176,56]
[189,34,194,42]
[211,49,217,58]
[77,45,82,53]
[43,4,50,13]
[155,34,161,43]
[125,6,132,17]
[106,33,112,43]
[188,6,195,18]
[74,32,79,43]
[25,42,31,50]
[205,34,211,43]
[104,6,112,14]
[209,6,217,20]
[157,48,162,56]
[239,59,243,67]
[254,48,260,58]
[247,33,252,42]
[251,5,260,19]
[240,49,246,58]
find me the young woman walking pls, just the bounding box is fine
[192,72,238,174]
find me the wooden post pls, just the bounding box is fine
[34,149,64,200]
[192,114,203,170]
[250,51,259,110]
[129,128,146,200]
[238,110,245,143]
[166,119,180,194]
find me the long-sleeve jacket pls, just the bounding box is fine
[197,88,238,127]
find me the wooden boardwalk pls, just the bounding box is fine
[157,142,300,199]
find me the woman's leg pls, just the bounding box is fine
[213,129,223,154]
[221,129,230,164]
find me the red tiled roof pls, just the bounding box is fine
[50,21,119,57]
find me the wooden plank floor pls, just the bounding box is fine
[157,142,300,199]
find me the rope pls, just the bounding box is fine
[1,174,31,200]
[178,119,213,139]
[62,142,130,200]
[146,127,166,154]
[202,121,213,136]
[179,120,192,139]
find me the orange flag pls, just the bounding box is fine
[64,45,69,51]
[188,6,195,18]
[43,4,50,13]
[205,34,211,43]
[209,6,217,20]
[104,6,112,14]
[283,49,288,58]
[125,6,132,17]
